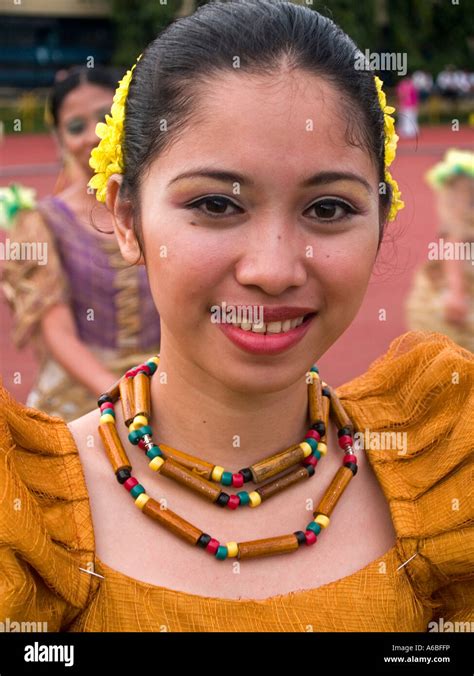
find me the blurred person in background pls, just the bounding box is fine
[0,66,161,421]
[405,149,474,352]
[396,74,419,138]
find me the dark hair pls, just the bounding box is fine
[47,65,122,129]
[119,0,392,256]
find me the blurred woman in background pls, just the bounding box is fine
[1,66,161,420]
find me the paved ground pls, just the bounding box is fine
[0,126,472,403]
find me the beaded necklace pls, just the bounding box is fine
[97,355,358,561]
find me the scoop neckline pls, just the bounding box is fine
[91,545,401,604]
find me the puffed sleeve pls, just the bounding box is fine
[337,330,474,627]
[0,206,70,350]
[0,378,98,631]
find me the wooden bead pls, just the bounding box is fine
[119,376,135,426]
[250,443,305,483]
[256,466,309,501]
[133,371,151,419]
[327,385,353,434]
[98,421,131,473]
[160,458,221,502]
[103,375,122,403]
[157,443,214,479]
[314,466,353,517]
[237,534,299,559]
[308,375,324,425]
[322,394,330,439]
[142,498,202,544]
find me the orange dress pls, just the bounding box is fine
[0,330,472,632]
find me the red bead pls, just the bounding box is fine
[100,402,114,412]
[124,477,138,491]
[344,454,357,464]
[227,495,240,509]
[338,434,353,449]
[305,430,320,441]
[137,364,151,375]
[302,455,318,467]
[232,473,244,488]
[138,438,148,450]
[206,538,219,554]
[304,530,317,545]
[125,368,138,378]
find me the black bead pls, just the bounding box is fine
[216,492,230,507]
[116,468,131,484]
[338,426,352,438]
[294,531,307,546]
[238,468,253,483]
[311,421,326,437]
[97,393,113,407]
[306,464,315,477]
[321,387,331,398]
[197,533,212,548]
[344,461,358,476]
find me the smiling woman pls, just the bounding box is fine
[0,0,472,636]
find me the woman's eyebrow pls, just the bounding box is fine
[167,167,373,193]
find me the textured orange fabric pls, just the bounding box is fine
[0,330,473,632]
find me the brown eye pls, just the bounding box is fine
[307,199,356,221]
[187,196,242,218]
[66,118,87,135]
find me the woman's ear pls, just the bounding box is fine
[106,174,145,265]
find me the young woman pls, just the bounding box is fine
[405,148,474,352]
[0,0,472,633]
[1,66,161,420]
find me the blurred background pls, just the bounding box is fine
[0,0,473,405]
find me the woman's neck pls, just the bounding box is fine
[149,351,313,469]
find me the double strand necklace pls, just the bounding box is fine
[97,355,358,561]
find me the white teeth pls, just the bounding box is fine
[229,314,309,334]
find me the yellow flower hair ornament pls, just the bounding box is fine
[88,58,404,223]
[374,75,404,222]
[88,54,143,203]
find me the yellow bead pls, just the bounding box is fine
[309,371,319,382]
[100,413,115,424]
[226,542,239,557]
[149,456,165,472]
[248,491,262,507]
[317,442,327,456]
[314,514,330,529]
[211,465,225,482]
[133,414,148,427]
[149,356,160,364]
[299,441,313,458]
[128,422,142,432]
[135,493,150,510]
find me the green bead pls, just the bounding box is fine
[306,521,321,535]
[137,425,152,439]
[128,430,142,445]
[215,545,228,560]
[102,407,115,417]
[237,491,250,505]
[304,437,318,452]
[221,471,233,486]
[312,449,322,460]
[130,484,145,499]
[146,445,163,460]
[310,365,319,373]
[146,361,157,374]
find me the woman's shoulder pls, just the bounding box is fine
[0,379,98,630]
[337,330,473,612]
